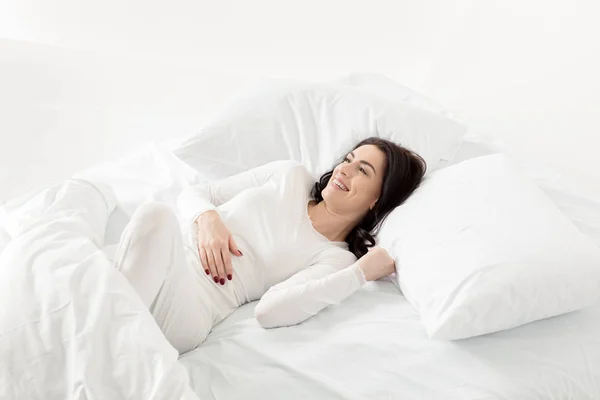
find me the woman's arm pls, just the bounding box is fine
[254,246,395,328]
[177,159,298,225]
[254,252,367,329]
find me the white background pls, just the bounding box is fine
[1,0,599,201]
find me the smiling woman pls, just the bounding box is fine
[310,137,427,258]
[111,136,426,353]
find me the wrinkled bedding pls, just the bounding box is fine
[1,140,600,399]
[0,147,200,399]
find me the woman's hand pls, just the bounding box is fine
[195,210,243,285]
[358,246,396,282]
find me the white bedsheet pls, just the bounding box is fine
[1,138,599,399]
[181,283,600,399]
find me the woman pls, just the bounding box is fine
[114,137,426,354]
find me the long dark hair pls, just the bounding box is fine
[311,137,426,259]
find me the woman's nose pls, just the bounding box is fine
[339,164,351,176]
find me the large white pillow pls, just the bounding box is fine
[377,154,600,340]
[333,72,454,118]
[173,79,466,180]
[450,131,600,248]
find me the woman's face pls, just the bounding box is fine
[322,144,386,217]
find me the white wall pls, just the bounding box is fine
[1,0,599,200]
[0,39,250,201]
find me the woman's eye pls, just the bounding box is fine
[359,167,367,175]
[343,157,350,163]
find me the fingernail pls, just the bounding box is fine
[220,278,225,285]
[213,276,219,283]
[238,250,243,256]
[227,274,232,280]
[205,269,210,275]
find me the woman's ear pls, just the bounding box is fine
[369,199,378,210]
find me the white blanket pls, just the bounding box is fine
[0,146,200,399]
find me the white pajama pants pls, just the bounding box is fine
[114,202,239,354]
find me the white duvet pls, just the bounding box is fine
[0,146,200,400]
[1,138,600,399]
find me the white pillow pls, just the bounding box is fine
[377,154,600,340]
[173,79,466,181]
[450,131,600,248]
[333,72,453,118]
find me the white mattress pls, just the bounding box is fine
[2,135,600,399]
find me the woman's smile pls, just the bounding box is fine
[331,177,349,191]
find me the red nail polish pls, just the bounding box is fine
[213,276,219,283]
[227,274,232,280]
[220,278,225,285]
[205,269,210,275]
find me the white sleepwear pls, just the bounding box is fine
[115,160,367,354]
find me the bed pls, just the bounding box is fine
[2,78,600,399]
[178,134,600,400]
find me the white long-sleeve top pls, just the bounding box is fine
[177,160,367,329]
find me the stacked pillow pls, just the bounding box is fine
[332,72,454,118]
[173,78,467,181]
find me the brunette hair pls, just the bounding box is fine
[311,137,426,258]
